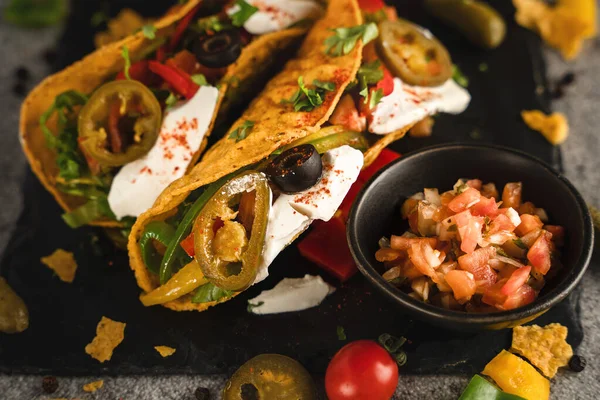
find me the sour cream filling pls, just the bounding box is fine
[247,274,335,314]
[254,145,363,285]
[108,86,219,220]
[227,0,324,35]
[369,77,471,135]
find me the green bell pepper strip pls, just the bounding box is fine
[140,221,176,274]
[459,375,526,400]
[273,129,368,156]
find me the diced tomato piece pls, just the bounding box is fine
[359,148,401,184]
[376,65,394,97]
[330,94,366,132]
[470,196,499,218]
[545,225,565,247]
[447,187,481,213]
[501,266,532,295]
[440,191,455,206]
[445,270,476,302]
[501,284,536,310]
[402,260,423,280]
[515,214,543,236]
[166,50,198,75]
[481,182,499,200]
[391,236,437,251]
[407,241,437,278]
[517,201,537,215]
[482,280,508,307]
[466,179,482,190]
[432,206,454,223]
[458,247,497,292]
[454,212,483,254]
[453,209,472,228]
[488,213,516,234]
[502,182,522,209]
[298,217,357,281]
[358,0,385,12]
[520,228,542,247]
[180,232,195,257]
[339,181,363,222]
[527,230,553,275]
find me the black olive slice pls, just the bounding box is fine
[193,30,242,68]
[266,144,322,194]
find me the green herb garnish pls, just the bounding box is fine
[197,16,229,33]
[369,88,384,109]
[62,195,115,228]
[165,93,179,109]
[494,246,509,257]
[357,60,384,103]
[229,120,255,142]
[121,45,131,80]
[191,74,208,86]
[513,238,528,249]
[141,25,157,40]
[230,0,258,27]
[282,76,336,112]
[337,326,347,341]
[324,23,379,57]
[456,183,469,194]
[452,64,469,88]
[192,283,234,304]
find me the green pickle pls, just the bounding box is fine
[424,0,506,49]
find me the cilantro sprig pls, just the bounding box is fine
[229,120,255,142]
[121,45,131,80]
[141,24,157,40]
[191,74,208,86]
[230,0,258,27]
[197,16,230,34]
[282,76,336,112]
[324,23,378,57]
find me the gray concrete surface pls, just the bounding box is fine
[0,10,598,400]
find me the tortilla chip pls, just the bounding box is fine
[154,345,176,357]
[128,0,363,312]
[85,317,126,363]
[94,9,149,48]
[83,380,104,393]
[363,125,413,167]
[20,0,305,228]
[521,110,569,145]
[40,249,77,283]
[511,323,573,378]
[513,0,596,60]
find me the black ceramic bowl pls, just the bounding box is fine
[347,144,594,331]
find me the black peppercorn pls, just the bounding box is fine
[569,355,586,372]
[42,48,57,65]
[12,82,27,97]
[42,376,58,394]
[194,386,210,400]
[559,71,576,86]
[14,66,30,81]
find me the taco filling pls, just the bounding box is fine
[29,0,323,228]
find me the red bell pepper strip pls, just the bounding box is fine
[148,61,199,99]
[180,232,195,257]
[156,46,167,62]
[168,3,201,51]
[358,0,385,12]
[116,60,162,87]
[298,217,357,282]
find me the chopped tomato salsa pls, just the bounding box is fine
[375,179,565,312]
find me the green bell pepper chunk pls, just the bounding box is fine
[459,375,526,400]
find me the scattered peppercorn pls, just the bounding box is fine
[194,386,211,400]
[14,66,30,81]
[552,71,576,99]
[42,48,57,65]
[12,82,27,97]
[569,354,586,372]
[559,71,576,86]
[42,376,59,394]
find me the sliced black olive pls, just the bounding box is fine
[266,144,322,193]
[193,30,242,68]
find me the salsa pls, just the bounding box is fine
[376,179,565,312]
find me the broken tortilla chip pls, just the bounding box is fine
[521,109,569,145]
[154,345,176,358]
[513,0,597,60]
[85,317,126,363]
[40,249,78,283]
[83,380,104,393]
[511,323,573,378]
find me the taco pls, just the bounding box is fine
[20,0,323,229]
[128,0,471,311]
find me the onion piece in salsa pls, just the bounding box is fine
[376,179,564,312]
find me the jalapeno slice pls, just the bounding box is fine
[193,171,271,291]
[78,80,162,167]
[223,354,317,400]
[376,19,453,87]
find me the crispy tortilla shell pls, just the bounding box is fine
[129,0,363,312]
[20,0,306,227]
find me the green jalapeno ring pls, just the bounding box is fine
[78,80,162,167]
[140,221,176,274]
[193,171,271,291]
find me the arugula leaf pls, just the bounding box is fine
[356,60,384,103]
[513,238,528,249]
[141,25,157,40]
[121,46,131,80]
[192,283,234,303]
[191,74,208,86]
[324,23,378,57]
[452,64,469,88]
[62,195,115,228]
[4,0,67,28]
[229,120,255,142]
[337,325,347,341]
[247,301,264,313]
[197,16,230,34]
[230,0,258,27]
[282,76,336,112]
[369,88,384,109]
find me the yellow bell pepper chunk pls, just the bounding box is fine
[521,110,569,145]
[140,260,208,306]
[483,350,550,400]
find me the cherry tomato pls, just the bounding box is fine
[325,340,398,400]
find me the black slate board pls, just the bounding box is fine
[0,0,584,377]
